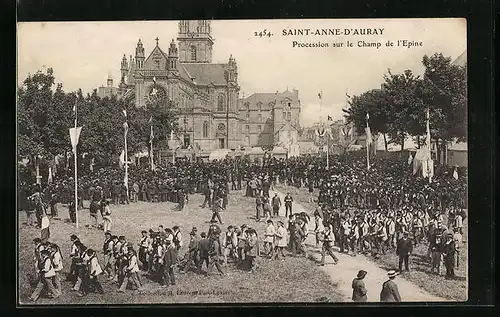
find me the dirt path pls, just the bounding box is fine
[273,190,447,302]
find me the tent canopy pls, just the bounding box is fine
[208,149,231,161]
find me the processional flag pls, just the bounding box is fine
[41,215,50,242]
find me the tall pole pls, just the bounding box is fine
[427,107,432,184]
[123,116,129,201]
[74,100,79,229]
[366,113,370,171]
[226,80,230,149]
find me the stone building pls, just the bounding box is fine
[239,89,301,149]
[116,20,241,151]
[101,20,302,154]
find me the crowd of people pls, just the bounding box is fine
[23,152,467,301]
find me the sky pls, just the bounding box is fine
[17,18,466,127]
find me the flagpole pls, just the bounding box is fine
[366,113,370,171]
[74,99,79,229]
[123,110,129,201]
[427,108,432,184]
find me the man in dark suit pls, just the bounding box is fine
[162,239,177,286]
[380,270,401,302]
[442,233,456,279]
[396,232,413,273]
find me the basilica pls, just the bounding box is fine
[99,20,301,153]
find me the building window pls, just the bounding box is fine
[288,102,291,108]
[287,112,291,121]
[245,125,250,134]
[244,102,250,111]
[258,125,262,133]
[245,113,249,121]
[258,114,262,122]
[190,46,197,61]
[203,121,209,138]
[217,94,225,112]
[245,136,250,146]
[257,102,263,111]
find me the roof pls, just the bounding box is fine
[240,90,298,110]
[448,141,467,151]
[181,63,228,85]
[452,51,466,68]
[274,122,300,135]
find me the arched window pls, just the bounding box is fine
[287,112,292,121]
[245,125,250,134]
[258,125,262,133]
[244,102,250,111]
[217,94,225,112]
[257,102,263,111]
[245,113,249,121]
[257,114,262,122]
[245,136,250,146]
[190,46,197,61]
[203,121,209,138]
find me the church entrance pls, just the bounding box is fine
[219,138,225,149]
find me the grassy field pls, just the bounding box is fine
[18,189,343,304]
[277,184,468,301]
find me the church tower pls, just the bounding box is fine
[135,39,145,69]
[177,20,214,63]
[167,39,179,74]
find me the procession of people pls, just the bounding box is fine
[22,151,466,302]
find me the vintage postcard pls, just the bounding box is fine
[17,18,467,304]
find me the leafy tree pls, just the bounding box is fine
[420,53,467,163]
[343,89,390,151]
[382,69,425,151]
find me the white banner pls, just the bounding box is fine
[69,127,82,149]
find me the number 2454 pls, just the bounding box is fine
[254,30,272,37]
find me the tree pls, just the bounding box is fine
[420,53,467,164]
[382,69,425,151]
[18,68,58,175]
[343,89,390,151]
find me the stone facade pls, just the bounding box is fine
[239,89,301,148]
[103,20,302,152]
[116,20,241,151]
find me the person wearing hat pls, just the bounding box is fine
[102,232,114,278]
[396,231,413,273]
[245,229,258,272]
[80,248,104,296]
[263,220,276,258]
[274,221,287,260]
[29,249,58,301]
[49,243,63,297]
[380,270,401,302]
[284,193,293,218]
[197,232,211,274]
[352,270,368,302]
[180,228,200,272]
[102,200,112,232]
[138,230,150,271]
[118,248,143,292]
[271,192,282,218]
[161,238,177,286]
[207,231,225,276]
[442,232,456,279]
[319,224,339,266]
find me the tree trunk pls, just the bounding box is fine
[400,134,405,152]
[383,133,388,151]
[417,136,420,149]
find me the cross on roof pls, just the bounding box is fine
[155,37,159,46]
